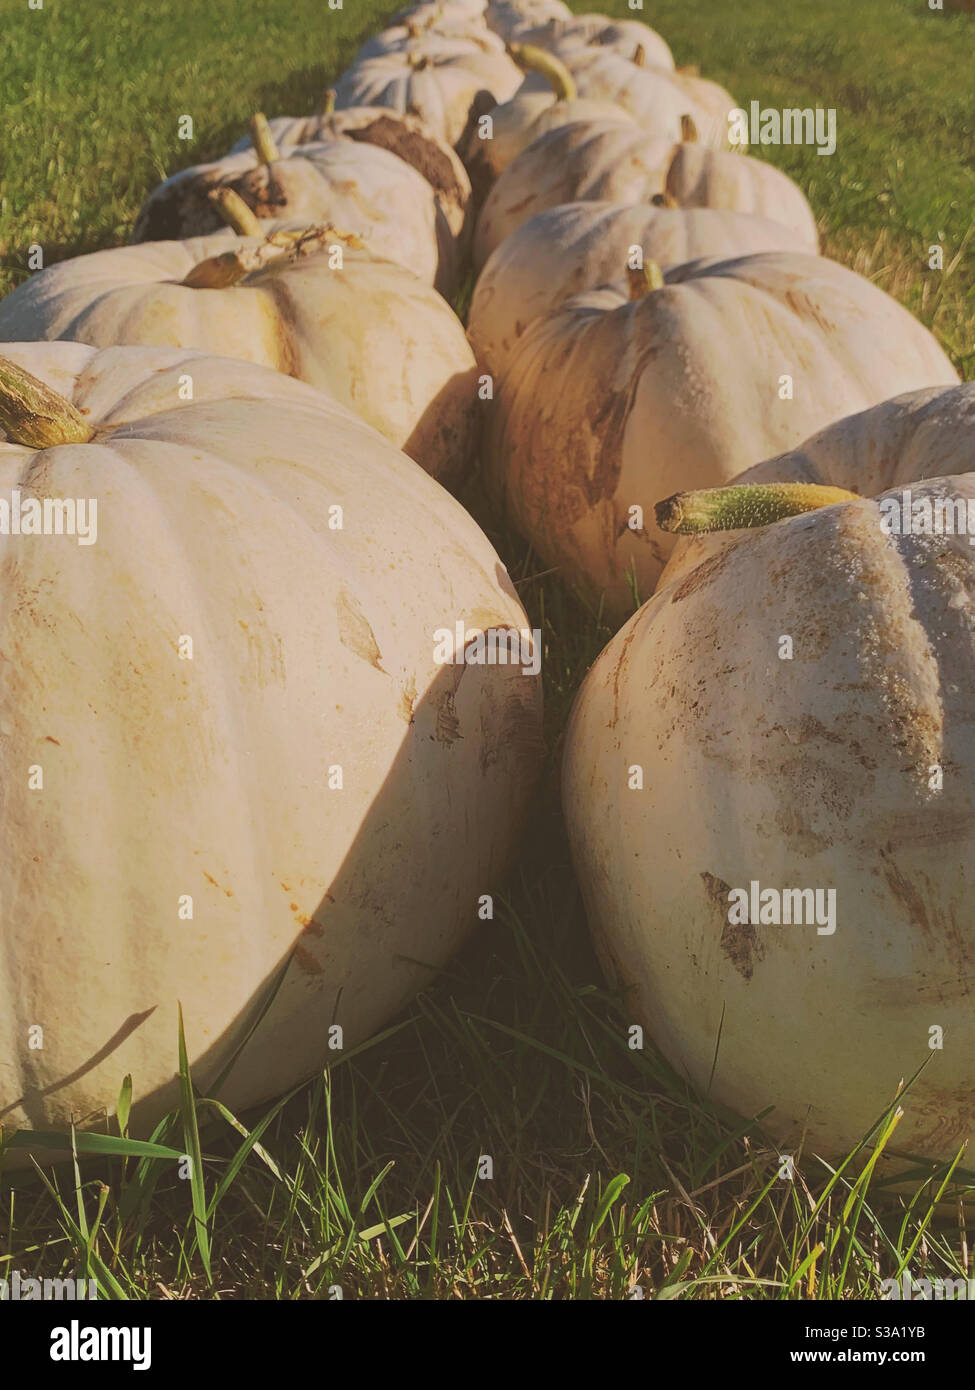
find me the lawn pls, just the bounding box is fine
[1,0,974,1300]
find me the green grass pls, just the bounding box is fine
[2,0,975,1300]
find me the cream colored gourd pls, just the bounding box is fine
[563,383,975,1161]
[484,251,959,619]
[461,44,632,195]
[133,130,458,295]
[662,142,819,245]
[667,70,741,149]
[473,121,818,268]
[517,15,674,69]
[354,25,504,61]
[333,47,523,148]
[553,48,717,136]
[228,103,473,249]
[393,0,488,22]
[469,201,813,377]
[485,0,572,40]
[0,227,478,485]
[0,342,542,1158]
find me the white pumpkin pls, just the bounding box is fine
[469,200,813,377]
[0,228,478,485]
[132,132,458,295]
[485,0,572,41]
[663,141,819,246]
[667,70,741,149]
[553,48,717,136]
[0,341,542,1157]
[393,0,488,21]
[333,47,523,148]
[461,43,633,196]
[227,104,473,251]
[563,382,975,1161]
[354,25,505,62]
[473,121,675,269]
[473,121,818,268]
[517,14,674,69]
[484,251,959,619]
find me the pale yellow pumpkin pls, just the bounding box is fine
[469,200,814,377]
[461,43,633,197]
[0,229,478,485]
[133,133,459,295]
[333,46,523,148]
[227,104,473,251]
[473,121,818,268]
[484,0,572,41]
[517,14,674,69]
[0,342,542,1158]
[564,383,975,1160]
[484,251,959,619]
[354,25,505,61]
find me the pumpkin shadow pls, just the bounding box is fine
[157,630,543,1137]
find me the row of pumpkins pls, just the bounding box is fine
[1,0,973,1169]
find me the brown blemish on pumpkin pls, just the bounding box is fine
[879,847,975,977]
[903,1084,975,1158]
[435,689,462,744]
[609,623,639,730]
[342,118,466,223]
[293,944,325,975]
[335,589,384,671]
[398,675,418,723]
[670,544,739,604]
[203,871,234,898]
[703,870,763,982]
[879,849,935,947]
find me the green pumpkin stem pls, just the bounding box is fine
[0,354,93,450]
[655,482,860,535]
[321,87,336,118]
[506,42,578,102]
[250,112,280,165]
[627,260,665,299]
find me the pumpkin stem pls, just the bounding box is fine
[181,223,365,290]
[208,186,263,238]
[627,260,665,299]
[506,42,577,102]
[655,482,860,535]
[632,42,645,66]
[321,87,336,117]
[181,250,252,290]
[680,113,698,143]
[250,112,280,165]
[0,354,93,449]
